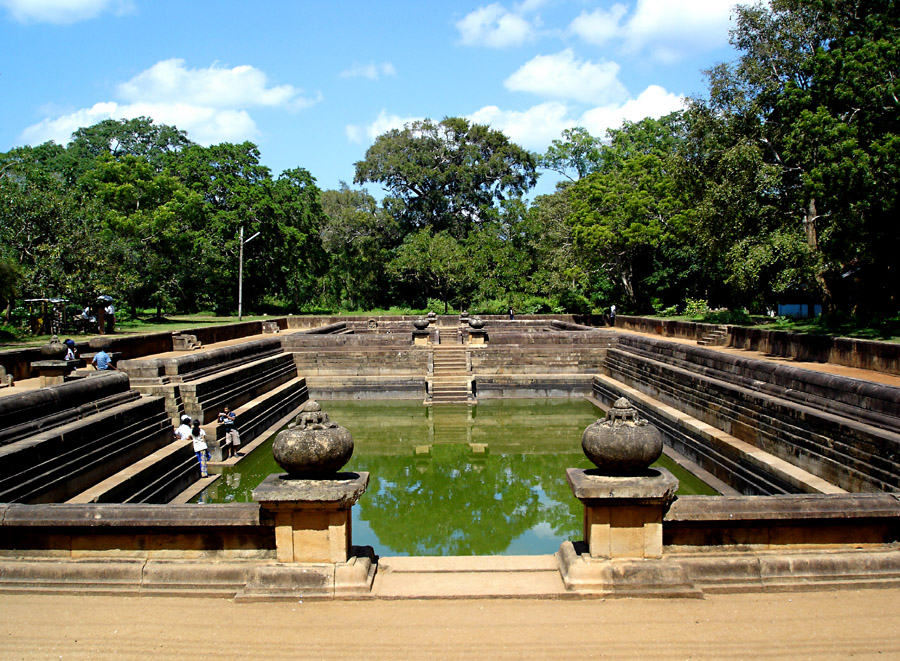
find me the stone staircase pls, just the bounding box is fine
[697,325,729,347]
[429,345,472,405]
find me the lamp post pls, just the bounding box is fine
[238,226,261,321]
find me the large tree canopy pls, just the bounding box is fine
[354,117,538,239]
[685,0,900,314]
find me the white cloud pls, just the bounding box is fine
[0,0,132,24]
[469,102,573,149]
[345,110,422,144]
[19,101,258,146]
[18,59,319,147]
[456,3,535,48]
[339,61,397,80]
[504,49,627,105]
[117,59,319,110]
[570,0,734,61]
[468,85,684,150]
[580,85,684,136]
[569,4,628,47]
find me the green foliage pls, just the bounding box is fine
[701,308,753,325]
[354,117,537,239]
[0,324,18,341]
[538,127,604,182]
[683,298,710,317]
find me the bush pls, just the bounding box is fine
[0,324,18,341]
[683,298,710,317]
[701,308,753,325]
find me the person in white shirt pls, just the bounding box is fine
[190,419,209,477]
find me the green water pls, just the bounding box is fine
[194,399,716,556]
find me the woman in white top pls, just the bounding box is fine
[190,419,209,477]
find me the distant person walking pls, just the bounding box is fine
[609,305,616,327]
[508,307,515,320]
[190,419,209,478]
[218,406,241,458]
[91,348,115,371]
[105,303,116,334]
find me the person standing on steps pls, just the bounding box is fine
[218,406,241,458]
[190,419,209,478]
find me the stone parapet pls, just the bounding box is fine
[0,395,178,503]
[602,337,900,493]
[0,372,135,447]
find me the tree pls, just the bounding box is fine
[320,183,401,310]
[68,117,192,176]
[387,228,471,313]
[81,154,203,316]
[569,114,688,308]
[538,127,604,182]
[687,0,900,314]
[354,117,538,239]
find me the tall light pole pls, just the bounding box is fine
[237,226,260,321]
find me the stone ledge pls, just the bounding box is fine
[0,503,263,527]
[667,493,900,522]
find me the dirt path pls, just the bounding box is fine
[1,589,898,660]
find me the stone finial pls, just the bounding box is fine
[581,398,663,475]
[413,317,429,330]
[40,335,67,360]
[468,317,485,329]
[272,400,354,477]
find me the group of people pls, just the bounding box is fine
[80,301,116,334]
[174,406,242,477]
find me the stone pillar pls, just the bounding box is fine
[556,398,701,598]
[253,472,368,563]
[30,360,78,387]
[468,328,487,345]
[238,401,375,600]
[566,467,677,559]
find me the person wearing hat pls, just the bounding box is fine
[63,339,78,362]
[190,419,209,478]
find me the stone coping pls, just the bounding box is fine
[0,502,263,527]
[667,493,900,522]
[252,472,369,507]
[566,467,679,502]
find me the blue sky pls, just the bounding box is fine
[1,0,740,196]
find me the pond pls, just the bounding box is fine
[193,398,717,556]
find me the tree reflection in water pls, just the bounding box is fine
[194,399,715,556]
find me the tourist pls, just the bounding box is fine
[91,348,115,371]
[218,406,241,458]
[105,303,116,334]
[609,304,616,327]
[508,307,515,320]
[190,419,209,478]
[174,414,192,441]
[64,339,78,361]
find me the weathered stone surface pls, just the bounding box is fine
[252,472,368,506]
[566,467,679,503]
[581,397,663,474]
[271,401,354,476]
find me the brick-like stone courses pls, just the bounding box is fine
[0,388,177,504]
[604,335,900,493]
[0,373,137,447]
[664,493,900,550]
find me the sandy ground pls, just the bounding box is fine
[0,589,898,660]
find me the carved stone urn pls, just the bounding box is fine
[581,397,663,475]
[272,400,354,477]
[468,317,485,329]
[413,317,429,330]
[40,335,67,360]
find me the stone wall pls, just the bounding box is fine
[618,315,900,375]
[0,375,180,504]
[603,335,900,493]
[0,495,896,596]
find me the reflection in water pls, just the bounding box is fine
[194,399,716,556]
